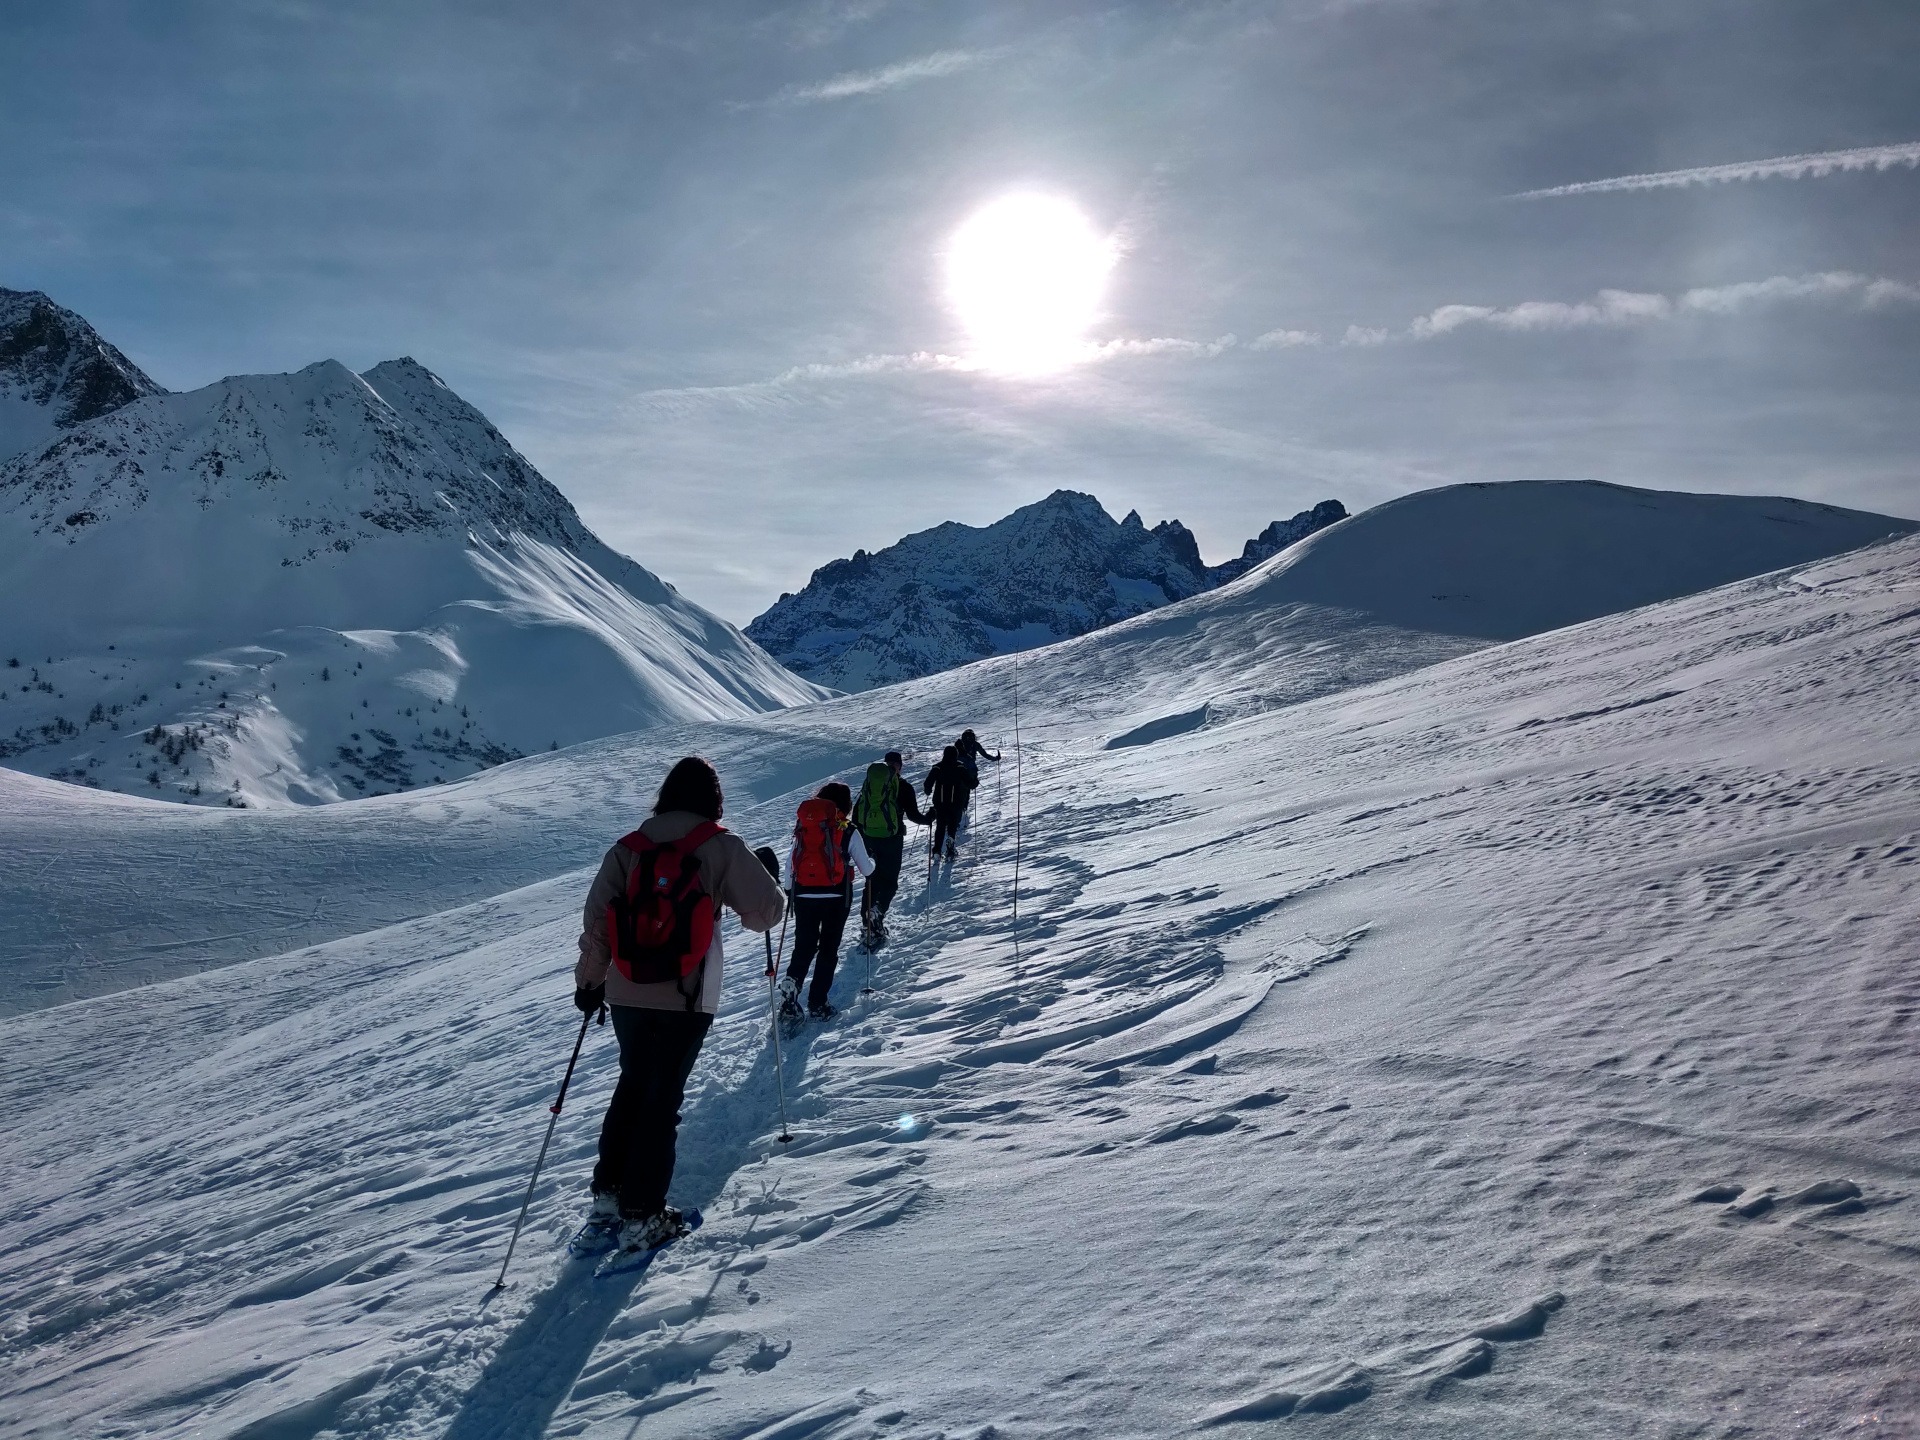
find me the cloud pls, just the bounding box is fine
[1513,141,1920,199]
[1247,328,1322,350]
[637,272,1919,413]
[629,332,1246,411]
[1408,288,1670,336]
[1388,272,1920,343]
[761,48,996,105]
[1084,334,1238,360]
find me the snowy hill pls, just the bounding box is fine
[744,490,1346,690]
[0,348,827,804]
[2,512,1916,1436]
[1,478,1908,1009]
[0,288,162,464]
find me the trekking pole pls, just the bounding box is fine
[764,922,794,1145]
[492,1003,599,1290]
[1011,652,1024,969]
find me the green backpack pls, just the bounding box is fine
[851,761,900,838]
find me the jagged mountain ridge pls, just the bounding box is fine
[746,490,1346,690]
[0,318,826,805]
[0,288,164,464]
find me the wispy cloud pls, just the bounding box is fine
[1085,334,1238,360]
[1398,272,1920,340]
[1513,141,1920,199]
[1247,328,1322,350]
[1408,288,1670,336]
[635,272,1919,412]
[761,48,996,105]
[632,334,1239,410]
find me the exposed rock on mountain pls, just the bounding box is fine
[0,288,163,464]
[1209,500,1349,584]
[744,490,1346,690]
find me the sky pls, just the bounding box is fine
[4,0,1918,625]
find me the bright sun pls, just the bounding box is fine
[945,193,1114,376]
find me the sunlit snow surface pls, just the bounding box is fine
[4,525,1920,1435]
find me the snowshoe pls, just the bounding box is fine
[807,1001,838,1021]
[567,1192,623,1257]
[778,976,804,1020]
[595,1206,703,1277]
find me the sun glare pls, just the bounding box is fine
[945,193,1114,376]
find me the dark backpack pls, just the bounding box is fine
[791,797,848,890]
[605,821,723,1008]
[851,762,899,838]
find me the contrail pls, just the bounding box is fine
[1513,141,1920,199]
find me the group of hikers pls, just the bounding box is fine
[566,731,1001,1264]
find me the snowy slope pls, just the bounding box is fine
[745,490,1345,690]
[2,479,1909,1013]
[0,353,826,804]
[2,522,1916,1438]
[0,288,162,464]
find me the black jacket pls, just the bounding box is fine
[924,758,978,812]
[957,733,1000,765]
[895,774,931,825]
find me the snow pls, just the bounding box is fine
[3,485,1918,1437]
[0,355,827,805]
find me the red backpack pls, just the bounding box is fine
[606,821,723,1005]
[791,798,847,890]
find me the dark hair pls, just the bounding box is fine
[942,745,959,763]
[884,750,903,768]
[818,781,852,813]
[654,756,723,820]
[961,729,976,741]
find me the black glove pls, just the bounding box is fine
[754,845,780,880]
[574,983,605,1016]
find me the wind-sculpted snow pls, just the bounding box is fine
[0,348,825,805]
[2,524,1918,1437]
[745,489,1346,690]
[0,288,162,465]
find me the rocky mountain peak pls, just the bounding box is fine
[746,489,1346,691]
[0,288,164,463]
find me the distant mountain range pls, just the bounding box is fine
[0,288,825,805]
[746,491,1348,690]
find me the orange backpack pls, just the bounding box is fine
[791,798,848,890]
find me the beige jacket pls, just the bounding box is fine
[575,811,785,1014]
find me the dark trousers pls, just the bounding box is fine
[787,894,851,1007]
[931,802,965,855]
[591,1005,713,1218]
[862,831,905,919]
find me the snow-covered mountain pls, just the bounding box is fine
[0,288,163,463]
[744,489,1347,690]
[0,336,826,805]
[3,497,1917,1436]
[5,476,1907,1009]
